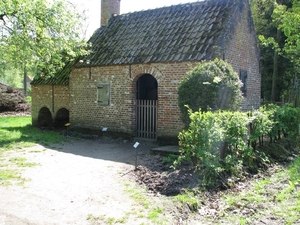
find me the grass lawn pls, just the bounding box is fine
[0,116,65,151]
[0,116,65,185]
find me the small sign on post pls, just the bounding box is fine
[133,142,140,171]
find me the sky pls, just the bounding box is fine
[71,0,199,38]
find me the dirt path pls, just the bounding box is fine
[0,139,156,225]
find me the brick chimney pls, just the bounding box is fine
[101,0,121,26]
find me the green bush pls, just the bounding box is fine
[178,58,243,126]
[176,108,224,186]
[176,105,300,187]
[162,154,179,165]
[265,104,300,141]
[248,107,273,149]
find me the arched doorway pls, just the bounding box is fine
[54,108,69,127]
[37,107,53,127]
[136,74,158,139]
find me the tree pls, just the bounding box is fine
[274,0,300,65]
[274,0,300,106]
[0,0,89,94]
[250,0,293,102]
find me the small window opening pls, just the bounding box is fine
[240,70,247,96]
[97,83,110,106]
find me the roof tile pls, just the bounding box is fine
[75,0,234,67]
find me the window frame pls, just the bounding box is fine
[97,82,111,106]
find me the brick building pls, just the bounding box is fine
[31,0,261,140]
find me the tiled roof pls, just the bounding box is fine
[77,0,234,67]
[31,60,76,85]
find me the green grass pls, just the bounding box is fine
[0,169,24,185]
[0,116,65,150]
[221,156,300,225]
[0,116,65,185]
[9,157,38,167]
[174,190,199,212]
[125,187,150,209]
[148,207,163,220]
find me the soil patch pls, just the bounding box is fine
[133,154,199,196]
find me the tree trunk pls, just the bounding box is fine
[23,66,27,96]
[271,29,281,102]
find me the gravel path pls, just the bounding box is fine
[0,139,155,225]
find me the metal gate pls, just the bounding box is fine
[136,100,157,139]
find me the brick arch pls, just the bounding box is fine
[130,64,162,139]
[37,107,53,127]
[131,64,164,83]
[131,64,164,101]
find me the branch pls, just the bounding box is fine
[0,11,17,25]
[0,13,7,25]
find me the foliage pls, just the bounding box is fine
[269,103,300,138]
[274,0,300,66]
[177,58,243,126]
[176,104,300,187]
[162,154,179,165]
[248,107,273,148]
[177,108,224,186]
[0,0,89,79]
[250,0,294,102]
[0,67,23,88]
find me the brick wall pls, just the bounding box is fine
[70,63,192,137]
[32,1,260,138]
[218,0,261,111]
[31,85,70,125]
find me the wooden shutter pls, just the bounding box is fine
[97,83,110,106]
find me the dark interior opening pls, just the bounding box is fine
[37,107,53,127]
[54,108,69,127]
[136,74,158,100]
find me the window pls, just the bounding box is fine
[97,83,110,106]
[239,70,247,96]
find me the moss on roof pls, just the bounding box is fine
[33,0,235,85]
[31,60,76,85]
[77,0,234,67]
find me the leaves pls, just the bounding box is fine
[177,104,300,187]
[0,0,89,79]
[275,0,300,65]
[178,58,243,126]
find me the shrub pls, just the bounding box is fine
[176,108,224,186]
[176,104,300,188]
[265,104,300,141]
[178,58,243,126]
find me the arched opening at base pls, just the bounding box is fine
[54,108,69,127]
[37,107,53,127]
